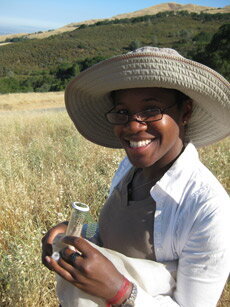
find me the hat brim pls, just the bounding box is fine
[65,51,230,148]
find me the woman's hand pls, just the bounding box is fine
[45,236,131,301]
[41,221,68,270]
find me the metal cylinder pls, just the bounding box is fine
[65,202,90,237]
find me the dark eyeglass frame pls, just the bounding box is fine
[105,102,178,125]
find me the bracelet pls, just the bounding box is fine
[106,277,131,306]
[121,283,137,306]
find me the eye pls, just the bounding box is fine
[114,109,129,115]
[150,108,160,113]
[141,108,160,116]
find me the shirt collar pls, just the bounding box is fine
[150,143,199,205]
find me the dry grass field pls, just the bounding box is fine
[0,93,229,306]
[0,92,64,111]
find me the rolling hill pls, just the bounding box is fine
[0,2,229,42]
[0,3,229,94]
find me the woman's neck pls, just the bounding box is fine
[142,143,185,180]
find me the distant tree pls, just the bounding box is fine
[5,36,29,43]
[55,63,80,81]
[192,31,212,43]
[179,29,192,40]
[78,24,88,29]
[50,80,64,92]
[129,40,141,51]
[20,74,54,92]
[207,23,230,55]
[192,24,230,80]
[0,77,20,93]
[79,56,107,71]
[178,10,189,17]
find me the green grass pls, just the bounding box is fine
[0,110,229,306]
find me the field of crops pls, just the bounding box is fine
[0,94,229,306]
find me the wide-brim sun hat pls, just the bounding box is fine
[65,46,230,148]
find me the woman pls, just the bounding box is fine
[42,47,230,306]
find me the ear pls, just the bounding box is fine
[181,99,193,126]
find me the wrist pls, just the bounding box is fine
[106,277,131,306]
[120,283,137,306]
[113,281,133,305]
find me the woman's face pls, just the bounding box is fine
[112,87,192,169]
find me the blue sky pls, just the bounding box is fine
[0,0,229,34]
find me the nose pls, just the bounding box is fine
[124,119,147,133]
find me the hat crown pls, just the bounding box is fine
[128,46,183,58]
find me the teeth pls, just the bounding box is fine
[129,140,151,148]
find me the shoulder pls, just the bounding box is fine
[152,143,230,252]
[167,143,228,209]
[186,159,229,210]
[179,158,229,225]
[176,161,230,254]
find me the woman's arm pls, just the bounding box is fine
[173,198,230,306]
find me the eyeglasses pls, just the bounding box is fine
[105,102,178,125]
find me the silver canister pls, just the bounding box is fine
[66,201,90,237]
[52,201,90,260]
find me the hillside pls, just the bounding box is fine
[0,2,229,42]
[114,3,230,18]
[0,9,229,94]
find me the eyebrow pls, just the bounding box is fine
[114,97,160,106]
[142,97,161,103]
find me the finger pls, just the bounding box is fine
[42,242,53,257]
[41,222,68,268]
[42,240,55,270]
[41,232,55,256]
[42,222,68,246]
[46,256,76,283]
[49,256,87,286]
[58,249,88,282]
[42,246,55,270]
[60,247,81,266]
[69,252,81,265]
[57,257,86,283]
[62,236,97,257]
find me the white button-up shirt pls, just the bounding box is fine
[109,143,230,306]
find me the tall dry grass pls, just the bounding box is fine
[0,108,229,306]
[0,110,124,306]
[0,92,64,111]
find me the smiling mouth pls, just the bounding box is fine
[129,139,152,148]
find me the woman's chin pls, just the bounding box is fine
[127,156,157,169]
[124,142,160,168]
